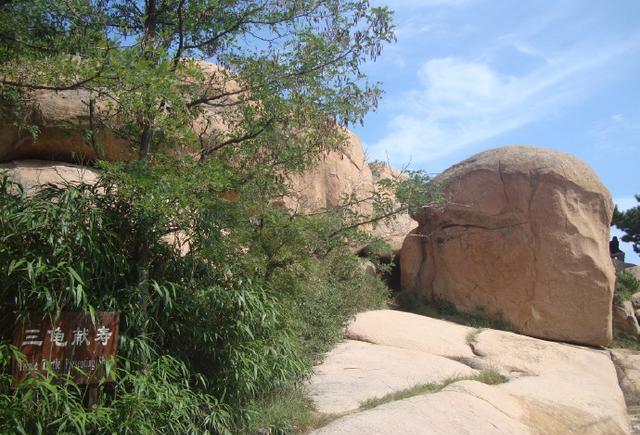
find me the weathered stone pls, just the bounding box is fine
[357,259,377,278]
[631,292,640,310]
[345,310,475,359]
[0,90,134,163]
[0,63,240,164]
[614,300,640,339]
[284,130,375,220]
[310,310,630,434]
[0,62,427,252]
[369,162,416,253]
[474,328,629,432]
[307,340,477,414]
[401,146,615,346]
[611,349,640,407]
[312,381,531,435]
[0,159,100,194]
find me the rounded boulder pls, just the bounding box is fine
[401,145,615,346]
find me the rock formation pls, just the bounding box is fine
[0,160,100,194]
[369,162,416,253]
[0,89,133,163]
[614,300,640,339]
[0,67,412,252]
[401,146,615,346]
[308,310,630,434]
[283,130,375,219]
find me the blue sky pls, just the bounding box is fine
[353,0,640,263]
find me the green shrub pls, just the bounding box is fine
[615,271,640,301]
[0,163,392,432]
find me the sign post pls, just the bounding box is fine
[12,312,119,390]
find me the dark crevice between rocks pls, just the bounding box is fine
[383,251,402,294]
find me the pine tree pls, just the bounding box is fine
[613,195,640,254]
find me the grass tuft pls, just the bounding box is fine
[610,335,640,351]
[247,387,342,434]
[396,291,517,332]
[359,369,508,411]
[465,328,484,346]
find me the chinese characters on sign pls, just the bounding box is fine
[12,312,118,384]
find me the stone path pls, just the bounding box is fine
[307,310,631,434]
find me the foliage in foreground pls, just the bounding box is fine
[0,169,393,433]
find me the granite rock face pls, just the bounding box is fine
[401,146,615,346]
[308,310,630,435]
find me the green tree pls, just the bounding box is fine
[1,0,394,164]
[0,1,443,432]
[613,195,640,254]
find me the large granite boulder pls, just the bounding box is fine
[0,62,414,250]
[614,300,640,339]
[0,89,134,163]
[284,130,375,219]
[369,162,416,252]
[401,146,615,346]
[0,62,241,164]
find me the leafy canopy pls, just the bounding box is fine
[1,0,395,164]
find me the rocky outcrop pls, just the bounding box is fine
[308,310,630,434]
[369,162,416,252]
[401,146,615,346]
[611,349,640,407]
[0,63,240,164]
[611,349,640,434]
[0,90,134,163]
[0,63,416,252]
[0,160,100,194]
[615,300,640,339]
[284,130,375,219]
[308,339,476,414]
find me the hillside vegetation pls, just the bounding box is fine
[0,1,441,433]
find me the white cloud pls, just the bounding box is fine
[366,38,639,167]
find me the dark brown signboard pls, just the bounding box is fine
[12,312,118,384]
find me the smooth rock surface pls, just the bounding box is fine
[307,340,477,413]
[0,160,100,193]
[475,329,629,432]
[345,310,475,359]
[310,310,630,435]
[284,130,374,219]
[401,145,615,346]
[611,349,640,407]
[313,381,531,435]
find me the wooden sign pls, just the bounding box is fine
[12,312,118,384]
